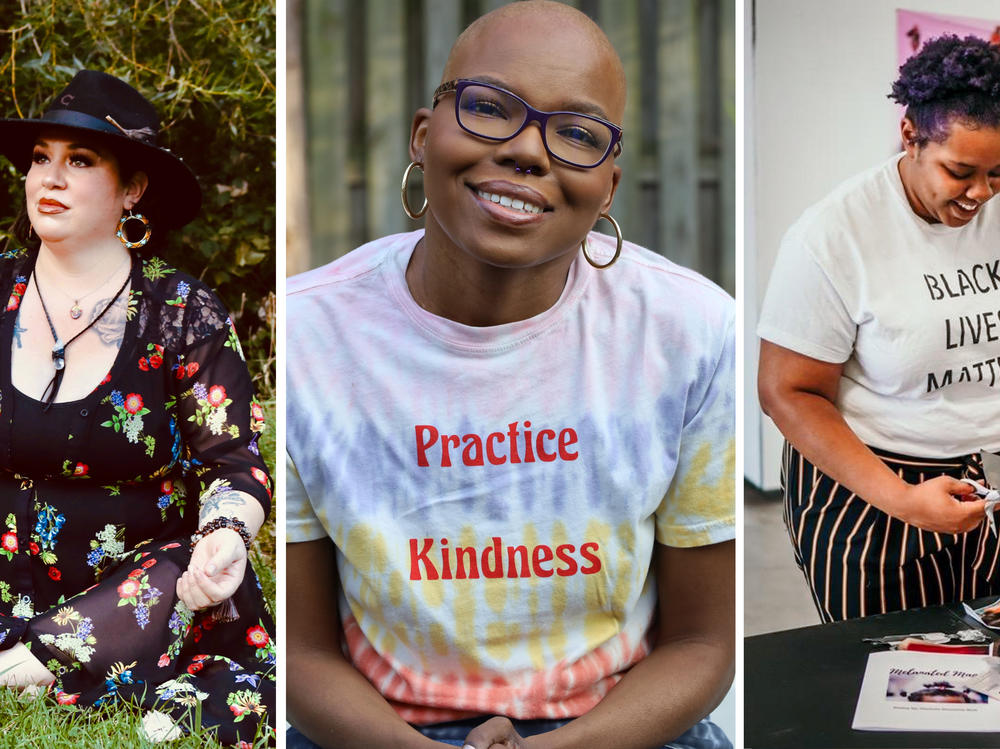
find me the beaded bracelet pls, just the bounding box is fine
[190,517,252,550]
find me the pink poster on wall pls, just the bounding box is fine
[896,9,999,68]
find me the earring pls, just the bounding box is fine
[401,161,428,219]
[116,210,152,249]
[28,224,35,240]
[582,213,622,269]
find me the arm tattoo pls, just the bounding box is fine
[199,489,247,523]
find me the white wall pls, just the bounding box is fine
[745,0,1000,489]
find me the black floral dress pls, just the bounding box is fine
[0,250,275,745]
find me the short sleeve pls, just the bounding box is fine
[285,453,327,543]
[173,285,273,515]
[756,222,857,363]
[655,308,735,547]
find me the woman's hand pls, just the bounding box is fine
[490,542,734,749]
[176,528,247,610]
[178,488,264,610]
[757,341,983,529]
[892,476,985,534]
[462,717,531,749]
[287,537,440,749]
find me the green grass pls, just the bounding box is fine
[251,398,277,612]
[0,399,279,745]
[0,688,273,746]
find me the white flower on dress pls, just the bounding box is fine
[124,413,144,444]
[206,406,228,436]
[38,632,94,664]
[96,524,126,557]
[11,595,33,619]
[155,678,208,706]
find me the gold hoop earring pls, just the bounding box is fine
[117,210,152,249]
[401,161,428,219]
[582,212,622,269]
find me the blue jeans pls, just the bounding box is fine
[287,716,732,748]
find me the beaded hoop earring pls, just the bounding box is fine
[116,210,152,249]
[582,212,623,269]
[400,161,428,219]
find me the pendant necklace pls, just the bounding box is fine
[41,255,130,320]
[32,259,132,411]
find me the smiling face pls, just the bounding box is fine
[25,128,147,248]
[899,117,1000,227]
[410,6,624,272]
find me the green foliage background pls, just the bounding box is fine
[0,0,276,398]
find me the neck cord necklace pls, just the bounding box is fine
[32,260,132,411]
[38,255,130,320]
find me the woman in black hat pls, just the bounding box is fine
[0,71,274,744]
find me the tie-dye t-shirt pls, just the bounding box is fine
[286,230,735,724]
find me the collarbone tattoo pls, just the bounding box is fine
[89,293,129,347]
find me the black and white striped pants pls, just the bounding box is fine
[781,441,1000,622]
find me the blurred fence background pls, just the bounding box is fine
[287,0,734,295]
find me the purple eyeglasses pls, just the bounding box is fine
[432,79,623,169]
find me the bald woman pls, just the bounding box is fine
[286,3,735,748]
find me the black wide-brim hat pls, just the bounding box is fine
[0,70,201,229]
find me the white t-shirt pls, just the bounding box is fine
[286,230,735,723]
[758,153,1000,458]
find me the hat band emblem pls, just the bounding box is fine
[105,115,156,145]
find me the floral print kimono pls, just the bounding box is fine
[0,250,275,745]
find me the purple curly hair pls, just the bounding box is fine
[889,34,1000,146]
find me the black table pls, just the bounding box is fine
[745,597,1000,748]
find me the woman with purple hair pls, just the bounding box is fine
[757,35,1000,622]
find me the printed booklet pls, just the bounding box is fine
[852,650,1000,732]
[964,597,1000,630]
